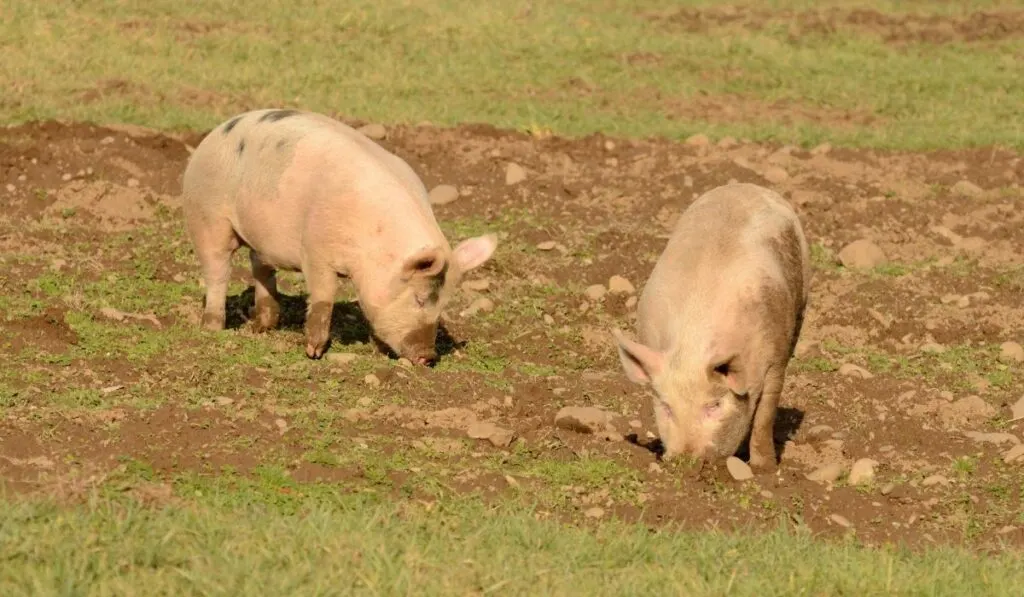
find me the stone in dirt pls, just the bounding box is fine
[1003,444,1024,464]
[536,240,556,251]
[505,162,527,185]
[830,514,852,528]
[554,406,614,434]
[461,279,491,292]
[998,341,1024,364]
[838,363,873,379]
[607,275,635,295]
[952,180,984,198]
[466,421,516,448]
[964,431,1020,446]
[838,239,887,270]
[584,507,605,519]
[326,352,358,365]
[848,458,878,485]
[363,374,381,388]
[428,184,460,206]
[460,297,494,317]
[584,284,607,301]
[684,133,709,147]
[939,395,996,428]
[762,166,789,184]
[1011,395,1024,421]
[806,462,844,483]
[921,474,950,487]
[726,456,754,481]
[358,123,387,140]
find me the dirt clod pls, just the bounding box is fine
[428,184,460,206]
[554,406,613,434]
[726,456,754,481]
[838,239,887,270]
[848,458,878,485]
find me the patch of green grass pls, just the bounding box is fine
[790,355,837,374]
[2,1,1021,149]
[3,480,1024,596]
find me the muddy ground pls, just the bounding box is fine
[0,116,1022,552]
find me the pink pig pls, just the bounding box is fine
[612,183,810,471]
[181,109,497,365]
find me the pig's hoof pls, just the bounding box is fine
[305,341,329,359]
[748,455,779,474]
[201,313,225,331]
[251,311,280,333]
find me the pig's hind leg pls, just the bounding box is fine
[190,217,242,331]
[748,363,785,472]
[249,251,281,332]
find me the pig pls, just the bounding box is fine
[611,182,810,471]
[181,109,498,365]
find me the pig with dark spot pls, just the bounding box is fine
[181,109,497,365]
[612,183,810,471]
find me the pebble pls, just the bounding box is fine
[584,507,605,519]
[921,474,949,487]
[61,173,72,181]
[838,363,873,379]
[462,279,491,292]
[466,421,515,448]
[848,458,878,485]
[554,406,613,434]
[603,140,615,151]
[880,483,896,496]
[1002,444,1024,463]
[607,275,635,295]
[806,462,844,483]
[358,123,387,140]
[326,352,358,365]
[536,241,557,251]
[999,341,1024,364]
[807,424,834,437]
[838,239,887,270]
[397,358,413,368]
[830,514,852,528]
[214,396,234,406]
[274,418,288,434]
[428,184,460,206]
[629,419,642,429]
[684,133,710,147]
[625,296,638,309]
[4,184,14,193]
[763,166,789,184]
[584,284,607,301]
[964,431,1019,446]
[952,180,984,198]
[460,297,494,317]
[505,162,527,185]
[126,178,140,188]
[726,456,753,481]
[504,475,520,488]
[363,374,381,388]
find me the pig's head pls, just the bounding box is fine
[363,234,498,365]
[612,329,757,462]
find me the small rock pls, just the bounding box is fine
[625,296,638,309]
[487,427,516,448]
[61,173,72,182]
[647,462,662,474]
[326,352,358,365]
[274,418,288,434]
[554,406,613,434]
[584,284,607,301]
[880,483,895,496]
[357,397,373,407]
[126,178,140,188]
[505,162,527,185]
[536,241,557,251]
[684,133,710,147]
[462,279,491,292]
[603,140,615,151]
[838,239,887,270]
[1003,444,1024,464]
[215,396,234,406]
[607,275,635,295]
[952,180,984,198]
[763,166,789,184]
[717,136,738,149]
[428,184,460,206]
[460,297,495,317]
[5,184,14,193]
[584,507,605,519]
[830,514,852,528]
[939,395,996,428]
[806,462,844,483]
[807,425,834,438]
[467,421,496,440]
[1011,395,1024,421]
[848,458,878,485]
[542,313,555,325]
[726,456,753,481]
[397,358,413,368]
[810,143,832,155]
[363,374,381,388]
[629,419,642,429]
[921,475,949,487]
[504,475,520,488]
[964,431,1020,446]
[358,123,387,140]
[839,363,873,379]
[999,341,1024,364]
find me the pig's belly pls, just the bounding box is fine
[230,199,305,271]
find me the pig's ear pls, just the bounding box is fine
[612,329,665,385]
[707,354,748,397]
[452,234,498,272]
[401,246,446,281]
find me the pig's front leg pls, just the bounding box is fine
[747,364,785,472]
[302,259,337,359]
[250,251,281,332]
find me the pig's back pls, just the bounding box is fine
[637,184,807,349]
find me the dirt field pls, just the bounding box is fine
[1,116,1022,553]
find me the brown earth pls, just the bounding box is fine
[0,117,1022,552]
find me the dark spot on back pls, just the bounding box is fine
[276,139,287,150]
[222,115,244,134]
[259,109,299,123]
[237,139,246,155]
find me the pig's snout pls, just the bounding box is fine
[413,354,437,367]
